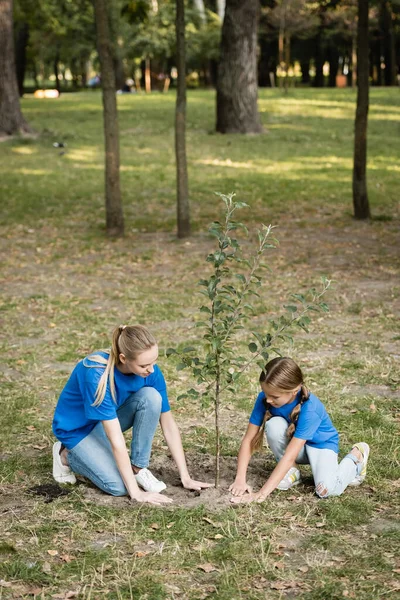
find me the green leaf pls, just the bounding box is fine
[176,363,187,371]
[248,342,258,353]
[284,305,298,313]
[182,346,196,353]
[235,274,246,284]
[291,293,306,303]
[177,394,188,401]
[200,306,212,314]
[166,348,177,356]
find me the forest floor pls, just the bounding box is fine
[0,89,399,599]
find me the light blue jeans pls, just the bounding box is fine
[68,387,162,496]
[265,417,360,498]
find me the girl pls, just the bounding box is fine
[229,357,370,503]
[52,324,211,505]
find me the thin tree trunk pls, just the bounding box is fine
[216,0,262,133]
[0,0,31,135]
[175,0,190,238]
[54,53,61,93]
[353,0,370,220]
[215,367,220,488]
[93,0,124,237]
[313,31,324,87]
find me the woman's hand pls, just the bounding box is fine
[230,491,266,504]
[181,477,214,491]
[132,491,173,505]
[229,480,252,496]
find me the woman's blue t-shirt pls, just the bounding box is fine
[52,351,170,449]
[249,390,339,453]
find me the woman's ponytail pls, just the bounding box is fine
[84,324,156,407]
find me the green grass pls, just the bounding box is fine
[0,89,399,599]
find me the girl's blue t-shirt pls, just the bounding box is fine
[249,390,339,453]
[52,351,170,449]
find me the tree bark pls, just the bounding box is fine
[93,0,124,237]
[216,0,262,134]
[353,0,370,220]
[175,0,190,238]
[0,0,31,135]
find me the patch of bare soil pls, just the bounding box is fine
[76,453,278,510]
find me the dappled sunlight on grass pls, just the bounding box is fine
[66,147,100,162]
[0,89,399,226]
[11,146,37,155]
[15,168,52,175]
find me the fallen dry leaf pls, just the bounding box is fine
[149,523,160,530]
[134,551,150,558]
[60,554,75,563]
[26,426,36,431]
[42,561,51,573]
[47,549,58,556]
[198,563,219,573]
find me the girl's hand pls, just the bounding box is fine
[133,492,173,505]
[181,477,214,491]
[230,491,266,504]
[229,480,252,496]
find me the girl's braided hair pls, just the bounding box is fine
[250,357,309,454]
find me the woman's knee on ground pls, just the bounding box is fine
[102,478,127,497]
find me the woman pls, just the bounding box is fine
[52,324,211,505]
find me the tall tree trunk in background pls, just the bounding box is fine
[327,44,339,87]
[15,22,29,96]
[353,0,370,220]
[175,0,190,238]
[381,0,396,85]
[313,32,324,87]
[0,0,31,135]
[300,59,311,84]
[93,0,124,237]
[216,0,262,133]
[54,53,61,93]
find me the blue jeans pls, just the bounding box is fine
[68,387,162,496]
[265,417,359,498]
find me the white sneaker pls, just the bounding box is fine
[52,441,76,484]
[277,467,301,491]
[348,442,370,486]
[135,468,166,493]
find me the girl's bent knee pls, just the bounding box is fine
[265,417,288,438]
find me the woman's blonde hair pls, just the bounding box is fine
[250,357,309,454]
[84,325,157,407]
